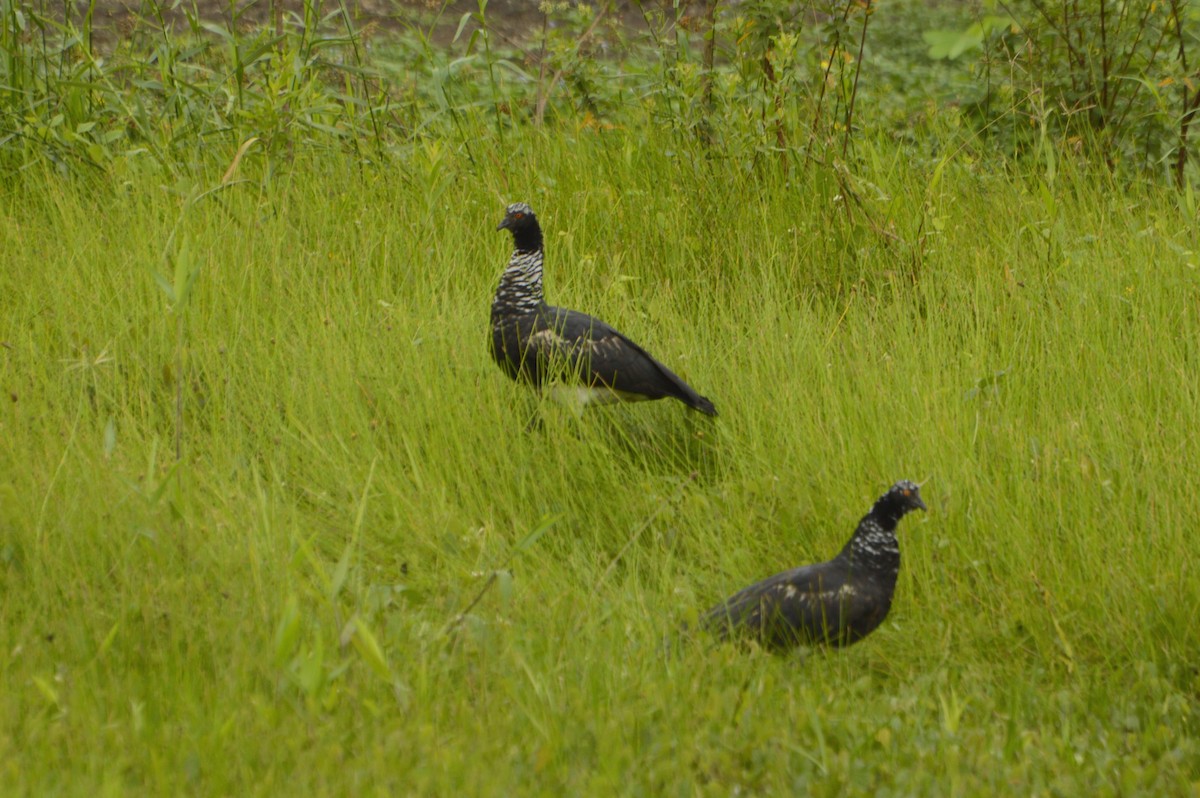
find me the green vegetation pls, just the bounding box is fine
[2,0,1200,793]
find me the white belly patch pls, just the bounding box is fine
[545,385,651,408]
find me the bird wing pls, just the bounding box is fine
[702,563,852,647]
[530,306,715,412]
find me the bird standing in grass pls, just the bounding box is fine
[490,202,717,415]
[700,481,927,650]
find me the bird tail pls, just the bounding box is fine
[606,327,718,416]
[685,392,718,416]
[653,362,717,415]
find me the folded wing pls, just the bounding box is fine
[534,306,717,415]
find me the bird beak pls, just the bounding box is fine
[496,218,510,231]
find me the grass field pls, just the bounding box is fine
[2,123,1200,794]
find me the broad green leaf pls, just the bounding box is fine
[154,272,175,302]
[274,595,302,668]
[515,513,560,553]
[349,617,391,681]
[103,417,116,459]
[453,11,473,43]
[496,570,514,604]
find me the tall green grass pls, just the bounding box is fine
[1,125,1198,793]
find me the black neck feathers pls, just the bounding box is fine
[511,223,543,254]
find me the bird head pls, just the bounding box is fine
[497,202,537,232]
[497,202,543,253]
[878,480,927,517]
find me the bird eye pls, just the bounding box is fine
[514,212,525,220]
[901,489,911,497]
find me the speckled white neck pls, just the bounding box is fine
[493,248,544,315]
[848,518,901,575]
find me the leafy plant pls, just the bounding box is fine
[932,0,1200,184]
[0,0,393,176]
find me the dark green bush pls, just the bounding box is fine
[4,0,1200,186]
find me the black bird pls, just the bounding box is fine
[700,481,927,650]
[491,203,716,415]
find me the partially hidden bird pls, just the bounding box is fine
[490,202,716,415]
[699,480,927,650]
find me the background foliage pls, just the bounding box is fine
[4,0,1200,182]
